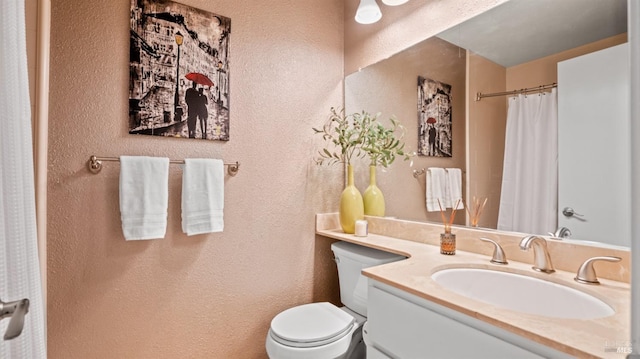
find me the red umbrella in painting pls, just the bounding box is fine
[185,72,214,87]
[426,117,437,124]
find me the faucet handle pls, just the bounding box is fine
[574,256,621,285]
[548,227,572,239]
[479,237,508,265]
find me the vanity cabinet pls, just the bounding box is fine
[366,280,572,359]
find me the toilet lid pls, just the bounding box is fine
[270,302,355,348]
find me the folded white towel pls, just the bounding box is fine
[426,167,446,212]
[182,158,224,235]
[445,168,465,210]
[119,156,169,240]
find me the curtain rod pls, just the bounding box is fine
[87,155,240,176]
[476,82,557,101]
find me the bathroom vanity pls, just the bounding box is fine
[316,213,631,358]
[366,279,565,358]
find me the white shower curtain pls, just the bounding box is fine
[497,89,558,235]
[0,0,47,358]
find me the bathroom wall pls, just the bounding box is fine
[25,0,48,301]
[44,1,538,358]
[466,52,507,229]
[25,0,37,123]
[47,1,344,357]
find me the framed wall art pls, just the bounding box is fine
[417,76,452,157]
[129,0,231,141]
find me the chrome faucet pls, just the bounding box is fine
[519,235,555,273]
[574,256,621,284]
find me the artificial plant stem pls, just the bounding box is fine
[343,161,348,188]
[369,165,376,186]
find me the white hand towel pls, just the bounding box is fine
[445,168,465,210]
[182,158,224,235]
[119,156,169,240]
[426,167,446,212]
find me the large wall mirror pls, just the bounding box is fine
[345,0,630,248]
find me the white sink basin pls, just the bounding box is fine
[431,268,614,319]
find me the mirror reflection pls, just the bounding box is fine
[345,0,629,247]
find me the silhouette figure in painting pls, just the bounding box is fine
[197,88,208,139]
[185,81,199,138]
[428,124,437,156]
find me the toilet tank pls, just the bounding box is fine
[331,241,405,317]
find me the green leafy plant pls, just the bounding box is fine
[313,108,411,167]
[361,113,411,167]
[313,107,367,165]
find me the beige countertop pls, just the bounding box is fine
[316,214,631,359]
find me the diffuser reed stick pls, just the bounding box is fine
[437,199,449,234]
[437,199,460,232]
[465,196,488,227]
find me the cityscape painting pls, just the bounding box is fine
[129,0,231,141]
[417,76,452,157]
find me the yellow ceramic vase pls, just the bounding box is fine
[339,164,364,234]
[363,165,385,216]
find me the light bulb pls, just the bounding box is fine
[355,0,382,24]
[382,0,409,5]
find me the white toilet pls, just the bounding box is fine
[266,241,405,359]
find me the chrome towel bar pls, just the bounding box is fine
[88,155,240,177]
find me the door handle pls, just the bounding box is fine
[0,298,30,340]
[562,207,584,218]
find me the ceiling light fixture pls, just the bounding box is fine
[355,0,382,24]
[381,0,409,5]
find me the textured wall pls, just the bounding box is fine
[466,53,507,229]
[44,0,530,357]
[47,0,343,357]
[25,0,37,118]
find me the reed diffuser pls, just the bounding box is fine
[437,199,460,255]
[466,196,488,227]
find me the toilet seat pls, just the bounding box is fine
[269,302,355,348]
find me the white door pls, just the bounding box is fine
[557,43,630,247]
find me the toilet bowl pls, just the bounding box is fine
[266,303,365,359]
[265,241,405,359]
